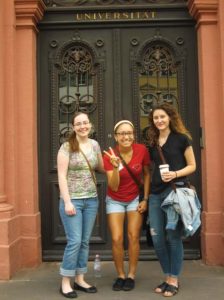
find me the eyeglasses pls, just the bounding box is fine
[115,131,134,137]
[74,121,90,127]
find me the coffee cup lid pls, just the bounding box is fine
[159,164,169,168]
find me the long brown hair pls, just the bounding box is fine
[147,103,192,146]
[68,112,89,152]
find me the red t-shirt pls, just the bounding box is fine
[103,143,150,202]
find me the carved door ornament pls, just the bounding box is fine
[56,44,97,144]
[134,40,184,143]
[139,43,179,113]
[49,38,106,164]
[43,0,187,7]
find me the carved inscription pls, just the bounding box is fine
[75,11,156,21]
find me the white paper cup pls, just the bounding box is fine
[159,164,170,175]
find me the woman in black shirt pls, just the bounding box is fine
[147,103,196,297]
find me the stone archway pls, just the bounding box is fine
[0,0,224,280]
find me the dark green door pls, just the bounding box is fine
[38,1,201,261]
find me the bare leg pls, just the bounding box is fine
[154,276,170,293]
[163,276,179,297]
[108,212,126,278]
[126,211,143,278]
[75,273,92,288]
[61,276,73,293]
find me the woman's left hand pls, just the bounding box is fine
[137,200,148,214]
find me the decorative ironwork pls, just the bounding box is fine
[62,46,93,74]
[43,0,187,7]
[136,42,181,144]
[176,36,184,46]
[96,0,136,3]
[139,44,179,115]
[96,39,104,47]
[146,0,182,3]
[50,40,59,48]
[44,0,88,6]
[55,43,98,144]
[131,38,139,46]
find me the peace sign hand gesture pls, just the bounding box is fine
[104,147,120,168]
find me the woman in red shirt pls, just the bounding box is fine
[103,120,150,292]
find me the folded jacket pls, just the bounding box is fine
[161,187,201,237]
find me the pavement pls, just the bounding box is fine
[0,260,224,300]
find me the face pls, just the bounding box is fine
[114,123,134,148]
[73,113,91,138]
[153,109,170,131]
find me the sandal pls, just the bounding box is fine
[154,282,168,294]
[163,284,179,297]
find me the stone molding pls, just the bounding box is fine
[15,0,46,32]
[188,0,218,26]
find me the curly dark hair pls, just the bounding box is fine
[147,103,192,146]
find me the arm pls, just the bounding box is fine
[103,147,121,192]
[96,152,105,173]
[57,151,76,215]
[105,167,120,192]
[176,145,196,178]
[162,146,196,182]
[137,165,150,213]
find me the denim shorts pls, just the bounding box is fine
[105,196,139,214]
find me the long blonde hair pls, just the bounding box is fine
[147,103,192,146]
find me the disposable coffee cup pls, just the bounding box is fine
[159,164,170,175]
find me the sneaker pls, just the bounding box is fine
[112,277,125,291]
[123,277,135,291]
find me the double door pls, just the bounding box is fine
[39,20,201,260]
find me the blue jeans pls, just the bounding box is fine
[59,197,99,277]
[149,188,183,277]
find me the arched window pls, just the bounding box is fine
[55,43,98,145]
[138,43,180,142]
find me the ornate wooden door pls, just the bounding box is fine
[39,0,201,261]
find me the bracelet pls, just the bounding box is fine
[175,171,177,178]
[142,198,148,201]
[113,165,119,169]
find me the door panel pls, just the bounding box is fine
[38,5,201,261]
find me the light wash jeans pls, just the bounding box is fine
[59,197,99,277]
[149,188,183,277]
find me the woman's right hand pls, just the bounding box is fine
[103,147,120,168]
[64,201,76,215]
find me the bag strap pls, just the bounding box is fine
[156,145,176,192]
[156,145,167,164]
[115,149,142,190]
[79,149,97,188]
